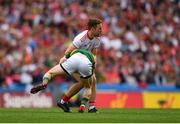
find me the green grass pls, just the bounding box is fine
[0,108,180,123]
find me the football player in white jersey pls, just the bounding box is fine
[31,48,96,112]
[30,18,102,113]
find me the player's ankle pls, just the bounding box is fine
[88,101,95,110]
[89,101,95,106]
[81,97,89,105]
[60,94,70,104]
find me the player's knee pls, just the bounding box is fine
[84,82,90,88]
[77,81,84,88]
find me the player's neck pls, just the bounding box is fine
[87,30,94,40]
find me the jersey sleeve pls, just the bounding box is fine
[94,39,101,48]
[72,37,81,48]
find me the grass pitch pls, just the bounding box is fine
[0,108,180,123]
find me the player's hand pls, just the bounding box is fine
[59,56,67,64]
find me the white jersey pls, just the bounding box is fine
[73,30,101,52]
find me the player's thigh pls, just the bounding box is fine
[71,72,86,84]
[92,73,96,84]
[80,76,93,88]
[47,64,65,75]
[89,74,96,91]
[72,73,81,82]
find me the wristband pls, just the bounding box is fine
[65,52,71,59]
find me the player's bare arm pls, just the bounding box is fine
[59,44,77,64]
[91,48,98,68]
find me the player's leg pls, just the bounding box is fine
[57,54,84,112]
[78,76,92,113]
[58,73,92,112]
[79,74,97,113]
[89,74,96,101]
[60,73,96,112]
[59,73,83,105]
[69,54,94,113]
[57,80,84,112]
[65,53,93,102]
[57,53,93,112]
[30,64,65,94]
[59,75,93,113]
[88,74,98,112]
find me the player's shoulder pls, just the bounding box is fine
[94,37,101,42]
[73,30,88,42]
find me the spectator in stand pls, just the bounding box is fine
[0,0,179,89]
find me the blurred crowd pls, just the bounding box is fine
[0,0,179,89]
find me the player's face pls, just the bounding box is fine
[93,23,102,37]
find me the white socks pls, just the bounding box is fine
[89,106,95,110]
[60,99,65,104]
